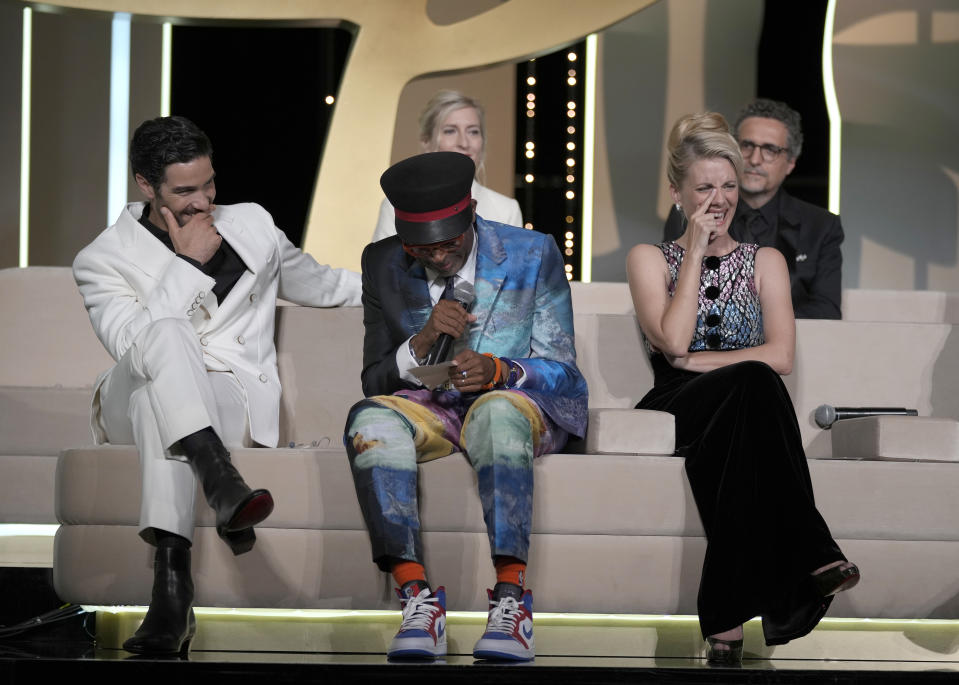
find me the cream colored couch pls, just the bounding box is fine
[3,267,959,618]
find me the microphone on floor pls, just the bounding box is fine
[814,405,918,429]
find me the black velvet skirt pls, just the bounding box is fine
[636,357,846,645]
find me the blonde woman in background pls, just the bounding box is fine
[372,90,522,242]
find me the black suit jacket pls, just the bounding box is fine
[663,189,843,319]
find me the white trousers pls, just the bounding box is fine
[96,318,251,542]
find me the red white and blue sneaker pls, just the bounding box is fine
[387,584,447,659]
[472,587,535,661]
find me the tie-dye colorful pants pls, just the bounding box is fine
[344,388,567,571]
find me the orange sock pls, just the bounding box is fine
[392,561,427,589]
[494,556,526,588]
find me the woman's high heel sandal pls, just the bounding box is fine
[813,562,860,597]
[705,636,744,665]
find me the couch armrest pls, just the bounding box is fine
[830,416,959,462]
[577,408,675,456]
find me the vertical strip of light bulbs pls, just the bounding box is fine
[19,7,32,267]
[108,13,132,225]
[522,59,536,230]
[562,49,578,281]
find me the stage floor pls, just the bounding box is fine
[4,644,959,684]
[3,568,959,684]
[3,611,959,685]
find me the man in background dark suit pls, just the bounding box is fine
[665,99,844,319]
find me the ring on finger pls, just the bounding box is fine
[461,370,468,378]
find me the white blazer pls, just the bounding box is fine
[371,180,523,242]
[73,202,361,448]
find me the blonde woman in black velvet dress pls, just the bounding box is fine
[627,112,860,664]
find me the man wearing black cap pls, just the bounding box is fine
[345,151,587,661]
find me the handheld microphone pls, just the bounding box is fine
[814,404,918,429]
[426,280,475,365]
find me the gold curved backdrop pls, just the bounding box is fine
[25,0,653,271]
[4,0,957,291]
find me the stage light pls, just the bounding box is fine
[525,174,534,183]
[567,142,576,150]
[108,13,131,225]
[581,32,598,283]
[566,190,575,200]
[524,222,533,230]
[525,150,534,159]
[160,23,171,116]
[567,77,577,86]
[823,0,841,214]
[526,76,536,86]
[19,7,31,267]
[567,52,577,61]
[567,126,575,134]
[0,524,58,538]
[567,109,575,118]
[566,158,575,167]
[325,95,335,104]
[525,141,535,150]
[566,174,575,183]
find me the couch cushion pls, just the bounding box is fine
[52,524,959,618]
[842,289,959,324]
[274,306,365,448]
[786,320,959,457]
[573,312,653,409]
[583,408,674,455]
[0,386,93,456]
[0,267,114,387]
[0,454,59,523]
[57,446,959,542]
[830,416,959,462]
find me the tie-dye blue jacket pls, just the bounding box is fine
[359,217,588,438]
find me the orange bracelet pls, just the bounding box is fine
[480,352,504,390]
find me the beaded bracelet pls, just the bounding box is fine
[480,352,505,390]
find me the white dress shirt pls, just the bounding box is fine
[395,228,478,385]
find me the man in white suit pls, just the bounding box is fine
[73,116,361,655]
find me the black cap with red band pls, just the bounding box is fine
[380,151,475,245]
